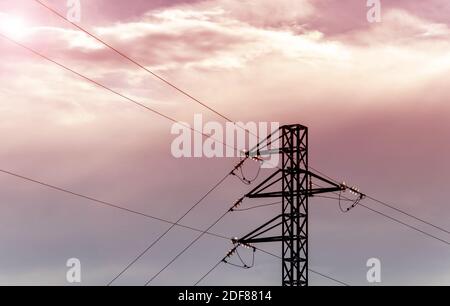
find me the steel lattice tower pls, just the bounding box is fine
[235,124,343,286]
[281,125,308,286]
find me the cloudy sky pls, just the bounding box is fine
[0,0,450,286]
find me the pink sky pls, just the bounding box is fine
[0,0,450,285]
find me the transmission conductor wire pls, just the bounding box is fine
[194,246,350,286]
[107,170,232,285]
[32,0,260,139]
[0,33,243,157]
[1,11,360,285]
[194,259,223,286]
[365,194,450,235]
[35,0,289,158]
[37,0,442,278]
[312,183,450,246]
[310,167,450,235]
[359,203,450,246]
[0,168,229,239]
[0,32,263,285]
[33,0,280,152]
[1,166,357,286]
[0,170,349,286]
[144,209,231,285]
[255,247,349,286]
[233,201,281,212]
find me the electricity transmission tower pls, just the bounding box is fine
[235,124,345,286]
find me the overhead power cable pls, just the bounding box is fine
[364,195,450,235]
[313,183,450,247]
[255,247,349,286]
[0,32,259,285]
[33,0,288,168]
[310,167,450,236]
[0,168,228,239]
[194,245,350,286]
[144,209,232,285]
[359,203,450,246]
[32,0,258,139]
[9,4,444,284]
[234,247,255,269]
[233,201,281,212]
[0,164,348,286]
[313,195,353,201]
[0,168,349,285]
[0,33,241,156]
[194,259,223,286]
[107,159,248,285]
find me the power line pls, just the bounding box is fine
[234,247,255,268]
[309,166,340,185]
[1,32,248,274]
[0,166,348,285]
[33,0,303,157]
[194,258,223,286]
[17,1,284,180]
[32,0,259,139]
[0,27,268,287]
[0,31,258,285]
[310,168,450,237]
[144,209,231,285]
[0,165,349,286]
[311,181,450,247]
[107,169,234,285]
[0,168,228,240]
[313,183,450,247]
[365,195,450,235]
[313,195,353,202]
[116,164,270,286]
[309,269,350,286]
[34,0,281,158]
[0,33,240,156]
[0,164,350,286]
[6,1,440,285]
[1,164,349,285]
[250,247,350,286]
[194,246,350,286]
[10,3,446,282]
[358,203,450,246]
[233,201,281,212]
[338,191,364,213]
